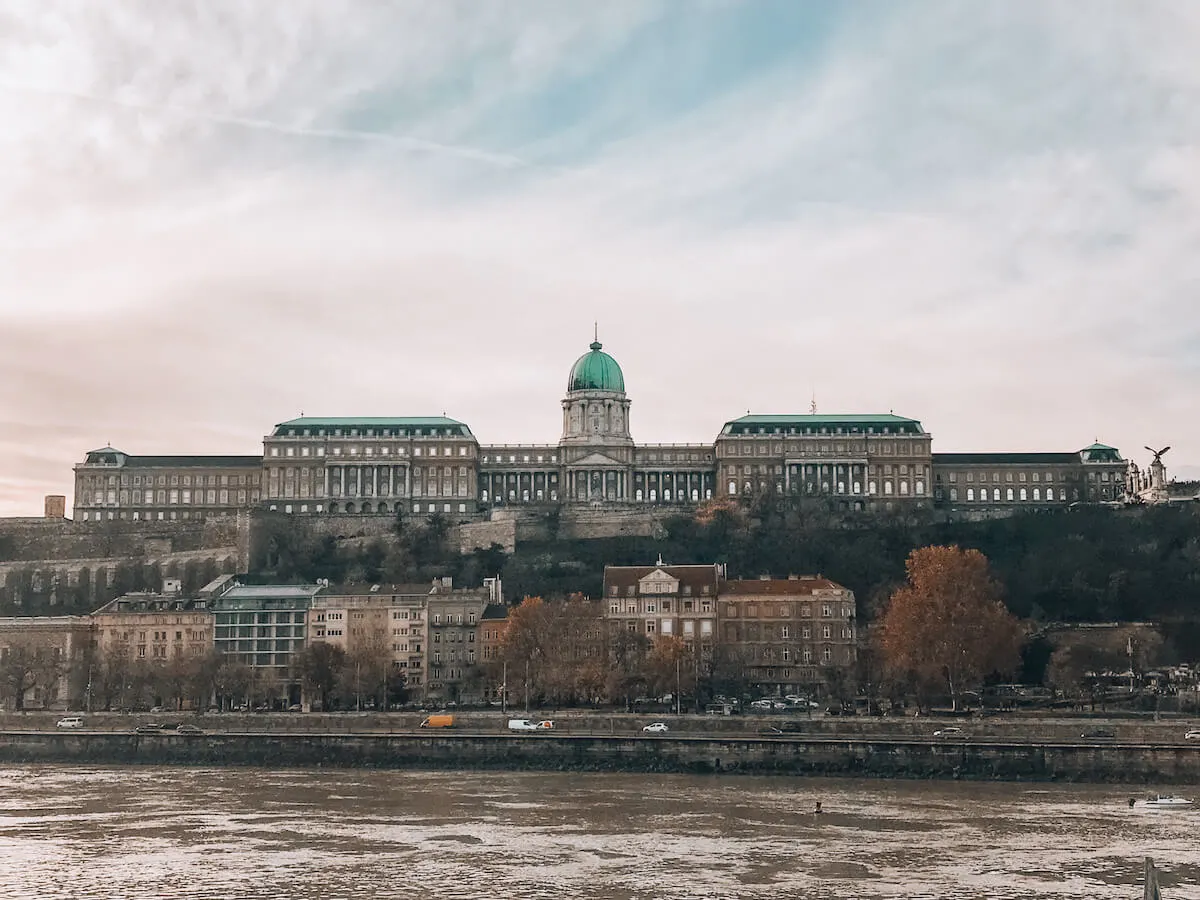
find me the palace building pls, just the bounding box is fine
[71,337,1129,522]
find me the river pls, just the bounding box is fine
[0,766,1196,898]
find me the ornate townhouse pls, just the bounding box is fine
[601,562,857,699]
[91,580,214,664]
[72,335,1133,522]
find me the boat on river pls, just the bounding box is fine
[1141,795,1193,810]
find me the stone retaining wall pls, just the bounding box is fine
[2,730,1199,783]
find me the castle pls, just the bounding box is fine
[71,337,1130,525]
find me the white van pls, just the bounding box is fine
[507,719,540,732]
[56,716,84,729]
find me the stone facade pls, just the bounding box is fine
[67,336,1132,523]
[309,583,431,692]
[72,448,261,522]
[91,588,213,665]
[932,444,1128,509]
[719,577,857,697]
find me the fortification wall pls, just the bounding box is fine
[0,513,248,564]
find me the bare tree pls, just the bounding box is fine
[0,637,63,710]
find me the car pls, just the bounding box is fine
[1185,730,1200,741]
[1080,728,1115,740]
[750,699,773,711]
[933,726,966,737]
[55,716,84,729]
[134,723,164,734]
[643,722,669,734]
[507,718,541,732]
[175,724,204,735]
[150,706,164,713]
[535,720,555,730]
[287,704,302,712]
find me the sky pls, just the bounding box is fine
[2,1,1199,516]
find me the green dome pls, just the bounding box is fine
[568,340,625,392]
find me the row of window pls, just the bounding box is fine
[279,426,465,438]
[729,479,925,497]
[621,619,716,636]
[723,603,852,619]
[954,487,1062,502]
[269,444,470,459]
[80,473,253,489]
[78,510,225,521]
[726,626,853,640]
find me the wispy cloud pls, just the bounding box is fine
[2,2,1199,514]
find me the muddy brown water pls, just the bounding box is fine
[1,766,1197,898]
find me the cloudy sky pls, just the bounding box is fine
[2,1,1199,515]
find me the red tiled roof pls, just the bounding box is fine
[603,564,721,593]
[720,577,846,596]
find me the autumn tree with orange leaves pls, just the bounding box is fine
[879,545,1023,710]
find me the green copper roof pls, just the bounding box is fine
[568,341,625,393]
[722,414,925,436]
[273,416,473,437]
[1080,442,1122,462]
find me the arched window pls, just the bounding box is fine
[915,480,925,495]
[837,481,845,494]
[1032,488,1041,501]
[636,489,644,501]
[967,488,975,501]
[1019,488,1027,501]
[884,481,894,495]
[869,480,877,495]
[480,490,489,503]
[1006,488,1014,501]
[1045,487,1055,501]
[949,488,958,501]
[993,488,1001,501]
[899,481,909,495]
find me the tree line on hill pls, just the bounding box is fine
[249,498,1200,654]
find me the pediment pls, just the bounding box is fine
[569,451,625,468]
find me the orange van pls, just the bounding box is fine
[420,714,455,728]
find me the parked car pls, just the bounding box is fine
[933,726,966,737]
[1184,730,1200,741]
[750,699,773,711]
[643,723,669,734]
[134,723,164,734]
[1080,728,1115,740]
[507,719,541,732]
[536,720,555,730]
[287,704,302,712]
[55,716,84,729]
[175,724,204,735]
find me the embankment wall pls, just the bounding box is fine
[2,731,1199,783]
